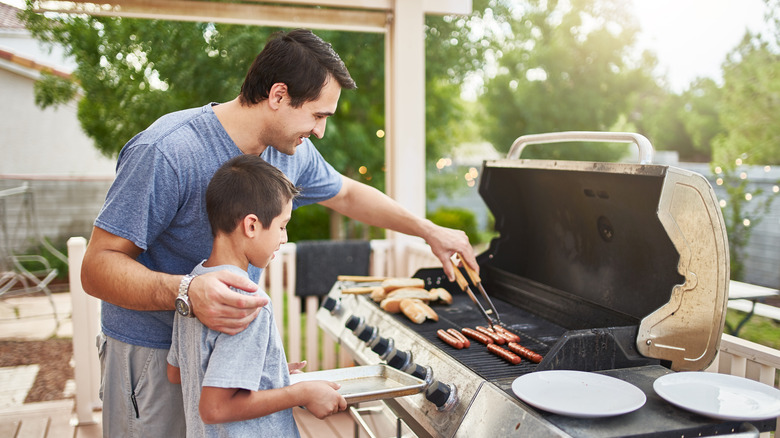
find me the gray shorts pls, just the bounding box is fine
[97,333,186,438]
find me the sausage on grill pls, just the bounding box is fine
[487,344,522,365]
[507,342,543,363]
[447,328,470,348]
[461,327,493,345]
[437,329,464,349]
[475,326,506,345]
[493,325,521,343]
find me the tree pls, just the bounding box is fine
[709,1,780,280]
[478,0,657,161]
[712,34,780,167]
[21,2,495,239]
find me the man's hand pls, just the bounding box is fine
[424,223,478,282]
[188,270,267,335]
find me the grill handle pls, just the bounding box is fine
[507,131,655,164]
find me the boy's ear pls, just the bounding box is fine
[242,214,260,237]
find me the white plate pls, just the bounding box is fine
[653,372,780,421]
[512,370,646,418]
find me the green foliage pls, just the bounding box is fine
[712,33,780,167]
[725,309,780,350]
[33,73,78,109]
[427,207,479,244]
[712,162,779,281]
[479,0,656,161]
[286,204,331,242]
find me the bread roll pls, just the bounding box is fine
[381,277,425,293]
[428,287,453,304]
[370,286,388,302]
[399,298,439,324]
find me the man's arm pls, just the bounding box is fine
[199,381,346,423]
[81,226,266,334]
[320,176,478,281]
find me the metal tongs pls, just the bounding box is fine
[449,253,502,330]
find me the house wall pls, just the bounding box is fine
[1,25,116,255]
[0,62,116,177]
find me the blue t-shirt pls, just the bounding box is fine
[168,263,299,438]
[95,103,342,348]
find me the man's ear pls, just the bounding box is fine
[242,214,260,237]
[268,83,288,109]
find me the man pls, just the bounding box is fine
[82,28,476,437]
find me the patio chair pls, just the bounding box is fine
[0,183,62,326]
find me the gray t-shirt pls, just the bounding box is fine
[168,262,299,438]
[95,103,342,348]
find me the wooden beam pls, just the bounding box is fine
[241,0,471,15]
[33,0,390,33]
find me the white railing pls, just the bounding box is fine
[259,240,439,372]
[67,239,780,432]
[65,238,440,424]
[705,334,780,436]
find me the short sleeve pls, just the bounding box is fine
[202,308,273,391]
[95,143,180,251]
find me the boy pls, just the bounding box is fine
[167,154,346,437]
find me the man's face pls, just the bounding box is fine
[267,78,342,155]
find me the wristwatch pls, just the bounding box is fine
[175,274,196,317]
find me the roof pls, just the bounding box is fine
[0,3,25,31]
[0,3,72,78]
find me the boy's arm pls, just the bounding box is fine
[199,381,346,423]
[167,363,181,384]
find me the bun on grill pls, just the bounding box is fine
[400,298,439,324]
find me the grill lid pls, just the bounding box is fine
[477,132,729,371]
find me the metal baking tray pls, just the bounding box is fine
[289,364,425,404]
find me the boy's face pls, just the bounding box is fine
[249,200,293,269]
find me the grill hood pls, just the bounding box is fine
[477,132,729,371]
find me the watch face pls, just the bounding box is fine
[175,296,191,317]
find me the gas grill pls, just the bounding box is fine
[317,132,775,437]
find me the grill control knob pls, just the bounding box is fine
[425,380,458,412]
[369,336,394,359]
[345,315,362,332]
[385,348,412,371]
[321,296,340,313]
[356,324,378,343]
[407,363,428,380]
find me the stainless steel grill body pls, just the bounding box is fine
[316,133,769,437]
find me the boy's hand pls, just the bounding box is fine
[298,381,347,419]
[189,270,268,335]
[288,361,307,374]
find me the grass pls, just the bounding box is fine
[725,309,780,350]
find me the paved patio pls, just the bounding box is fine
[0,292,355,438]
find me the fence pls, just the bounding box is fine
[66,238,780,432]
[705,334,780,437]
[65,237,441,424]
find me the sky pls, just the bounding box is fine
[1,0,770,92]
[630,0,769,92]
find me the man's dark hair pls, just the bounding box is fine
[206,155,300,236]
[239,28,357,108]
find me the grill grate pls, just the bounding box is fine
[372,286,568,384]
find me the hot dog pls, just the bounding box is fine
[437,329,464,349]
[475,326,506,345]
[493,325,521,343]
[487,344,522,365]
[507,342,543,363]
[461,327,493,345]
[447,328,470,348]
